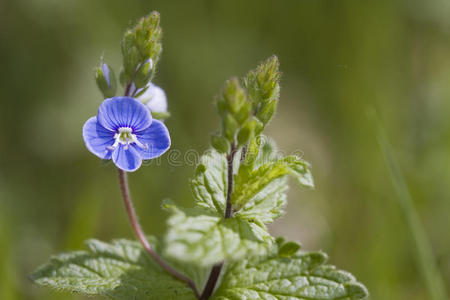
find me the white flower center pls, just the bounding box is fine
[107,127,148,151]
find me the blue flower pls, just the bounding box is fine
[83,97,171,172]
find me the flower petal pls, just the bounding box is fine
[112,145,142,172]
[137,83,168,113]
[97,97,152,132]
[82,116,114,160]
[134,119,171,160]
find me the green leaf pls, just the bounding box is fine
[163,206,273,267]
[240,135,283,176]
[190,136,313,226]
[213,251,368,300]
[284,155,314,188]
[191,137,312,226]
[278,241,301,257]
[151,111,171,120]
[232,155,313,219]
[190,150,228,215]
[234,177,288,226]
[30,239,198,300]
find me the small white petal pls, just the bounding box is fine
[137,83,168,113]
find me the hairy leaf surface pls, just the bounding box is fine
[164,206,273,267]
[30,239,199,300]
[213,250,368,300]
[191,150,228,215]
[232,155,313,223]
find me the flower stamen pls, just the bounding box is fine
[107,127,148,151]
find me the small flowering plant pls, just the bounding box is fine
[31,12,369,300]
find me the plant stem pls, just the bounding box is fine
[117,169,200,299]
[225,144,237,218]
[119,81,200,297]
[124,82,132,97]
[200,143,236,300]
[199,263,223,300]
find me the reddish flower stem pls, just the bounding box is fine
[117,168,200,298]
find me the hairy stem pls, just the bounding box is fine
[117,169,200,298]
[200,143,236,299]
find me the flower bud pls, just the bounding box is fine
[95,63,117,98]
[256,99,277,125]
[134,58,153,89]
[215,99,228,116]
[235,101,251,125]
[237,124,252,147]
[210,134,230,154]
[136,83,167,113]
[237,117,262,146]
[223,113,239,142]
[223,78,246,114]
[121,33,140,81]
[120,12,162,85]
[244,55,280,128]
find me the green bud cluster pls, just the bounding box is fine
[121,11,162,89]
[244,55,280,127]
[211,56,281,153]
[94,12,163,98]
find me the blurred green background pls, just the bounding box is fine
[1,0,449,299]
